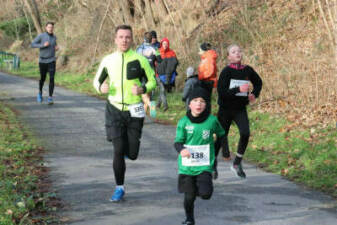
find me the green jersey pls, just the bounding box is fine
[175,114,225,176]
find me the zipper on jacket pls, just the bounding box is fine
[121,53,124,111]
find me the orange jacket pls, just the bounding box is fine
[198,49,218,88]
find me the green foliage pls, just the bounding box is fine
[0,17,32,39]
[0,101,59,224]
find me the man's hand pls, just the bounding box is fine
[180,149,191,158]
[248,93,256,103]
[55,45,59,51]
[100,82,109,94]
[44,41,50,47]
[132,84,144,96]
[239,83,249,92]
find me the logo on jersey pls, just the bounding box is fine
[185,125,194,134]
[202,130,210,139]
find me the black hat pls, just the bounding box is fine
[188,87,210,105]
[200,42,211,51]
[150,30,157,39]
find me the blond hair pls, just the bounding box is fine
[226,44,240,56]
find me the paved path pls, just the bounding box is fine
[0,71,336,225]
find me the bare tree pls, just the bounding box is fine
[135,0,149,30]
[156,0,168,15]
[144,0,156,27]
[317,0,337,65]
[116,0,133,24]
[22,0,43,33]
[92,0,111,62]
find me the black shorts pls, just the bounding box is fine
[105,102,144,141]
[178,171,213,197]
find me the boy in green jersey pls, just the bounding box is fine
[174,87,226,225]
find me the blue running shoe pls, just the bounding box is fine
[47,97,54,105]
[109,187,124,202]
[37,93,42,103]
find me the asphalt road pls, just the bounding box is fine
[0,71,336,225]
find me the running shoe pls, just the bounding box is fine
[150,101,157,118]
[37,93,43,103]
[182,219,195,225]
[47,97,54,105]
[230,163,246,179]
[109,187,125,202]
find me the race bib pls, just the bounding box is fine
[182,144,210,166]
[129,102,145,118]
[229,79,249,96]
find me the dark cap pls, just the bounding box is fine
[200,42,212,51]
[188,87,210,104]
[150,30,157,39]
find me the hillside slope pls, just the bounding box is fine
[0,0,336,127]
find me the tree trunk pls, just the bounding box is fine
[22,0,43,33]
[144,0,156,27]
[135,0,149,30]
[118,0,133,24]
[156,0,168,15]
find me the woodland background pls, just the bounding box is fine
[0,0,336,127]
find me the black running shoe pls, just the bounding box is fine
[182,219,195,225]
[230,163,246,178]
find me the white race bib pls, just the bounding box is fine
[129,102,145,118]
[229,79,249,96]
[182,144,210,166]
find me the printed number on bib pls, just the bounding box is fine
[229,79,249,96]
[182,144,210,166]
[129,102,145,118]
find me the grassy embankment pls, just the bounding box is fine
[9,61,337,197]
[0,99,60,224]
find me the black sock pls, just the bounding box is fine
[233,155,243,165]
[184,193,195,222]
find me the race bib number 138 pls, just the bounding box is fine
[182,144,210,166]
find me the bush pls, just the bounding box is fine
[0,17,33,39]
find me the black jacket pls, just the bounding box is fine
[217,65,262,109]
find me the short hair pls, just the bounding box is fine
[115,24,133,35]
[46,22,54,26]
[226,44,240,56]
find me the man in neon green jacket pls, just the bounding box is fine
[93,25,156,202]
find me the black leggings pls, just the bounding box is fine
[106,103,144,185]
[179,172,213,222]
[217,107,250,160]
[39,62,56,96]
[112,130,142,185]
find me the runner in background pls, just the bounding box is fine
[217,44,262,178]
[31,22,59,105]
[174,87,226,225]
